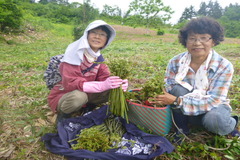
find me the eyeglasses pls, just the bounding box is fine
[187,37,212,44]
[89,30,107,38]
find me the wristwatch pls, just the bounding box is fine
[173,97,179,106]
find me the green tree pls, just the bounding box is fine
[15,0,36,2]
[26,2,49,17]
[207,1,223,19]
[68,2,81,8]
[129,0,173,28]
[72,0,99,40]
[124,15,144,28]
[100,4,123,24]
[179,5,196,23]
[38,0,48,4]
[0,0,23,32]
[101,4,122,17]
[51,4,72,23]
[57,0,69,5]
[198,1,223,19]
[222,3,240,21]
[219,3,240,38]
[198,2,208,16]
[75,0,99,24]
[39,0,69,4]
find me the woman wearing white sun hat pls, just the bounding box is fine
[48,20,128,123]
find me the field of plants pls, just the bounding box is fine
[0,24,239,159]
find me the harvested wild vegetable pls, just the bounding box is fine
[140,73,165,102]
[126,73,165,107]
[107,59,131,123]
[69,116,126,152]
[70,124,110,152]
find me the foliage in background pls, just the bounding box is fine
[1,0,240,37]
[157,29,164,35]
[128,0,173,29]
[73,0,99,25]
[178,1,223,23]
[177,2,240,38]
[0,0,23,32]
[219,3,240,38]
[73,23,87,40]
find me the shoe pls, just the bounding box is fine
[82,103,96,114]
[230,116,240,137]
[231,129,240,137]
[232,116,238,127]
[56,112,71,124]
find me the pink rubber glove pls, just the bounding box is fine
[122,79,128,92]
[83,76,123,93]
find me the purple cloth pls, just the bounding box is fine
[42,105,174,160]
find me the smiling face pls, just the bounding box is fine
[87,28,108,52]
[186,33,215,59]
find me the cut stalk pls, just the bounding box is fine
[107,59,131,123]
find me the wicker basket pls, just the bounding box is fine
[127,90,172,136]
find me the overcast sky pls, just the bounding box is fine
[69,0,239,24]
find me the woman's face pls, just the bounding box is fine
[88,28,108,52]
[186,33,215,59]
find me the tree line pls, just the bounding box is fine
[178,1,240,38]
[0,0,240,38]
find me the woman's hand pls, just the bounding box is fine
[148,89,176,106]
[83,76,123,93]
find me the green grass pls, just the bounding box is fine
[0,23,239,159]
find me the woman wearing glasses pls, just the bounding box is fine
[150,17,239,143]
[48,20,128,123]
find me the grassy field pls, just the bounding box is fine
[0,24,239,160]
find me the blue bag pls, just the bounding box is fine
[42,105,174,160]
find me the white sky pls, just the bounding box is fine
[69,0,239,24]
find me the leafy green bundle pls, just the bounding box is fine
[69,116,126,152]
[139,73,165,102]
[125,73,165,107]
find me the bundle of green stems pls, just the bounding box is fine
[107,59,131,123]
[109,87,129,123]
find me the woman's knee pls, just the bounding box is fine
[71,90,88,106]
[202,104,236,135]
[58,90,88,114]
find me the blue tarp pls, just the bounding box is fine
[42,105,174,160]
